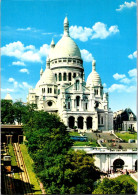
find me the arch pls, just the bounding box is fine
[63,73,67,81]
[78,116,83,129]
[87,117,92,129]
[68,116,75,129]
[76,96,80,106]
[69,72,72,81]
[113,158,124,172]
[59,73,62,81]
[135,160,137,171]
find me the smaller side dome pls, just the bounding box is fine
[86,60,102,87]
[5,93,12,100]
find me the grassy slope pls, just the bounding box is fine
[20,144,42,194]
[115,132,137,142]
[114,175,137,192]
[8,144,20,180]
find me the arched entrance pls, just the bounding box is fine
[135,160,137,171]
[68,116,75,129]
[78,117,83,129]
[113,159,124,171]
[87,117,92,129]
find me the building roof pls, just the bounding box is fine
[5,93,12,100]
[86,60,102,86]
[49,17,81,60]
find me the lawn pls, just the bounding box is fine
[20,144,42,194]
[115,132,137,142]
[69,131,80,136]
[114,175,137,192]
[73,140,99,147]
[8,144,20,180]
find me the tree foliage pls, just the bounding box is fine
[92,178,136,194]
[22,109,100,194]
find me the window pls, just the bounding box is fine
[58,60,62,62]
[68,102,70,109]
[50,88,52,93]
[69,73,71,81]
[68,59,72,62]
[73,73,76,78]
[73,60,76,63]
[63,59,66,62]
[76,80,80,90]
[76,96,80,106]
[101,116,103,124]
[55,74,57,81]
[48,101,52,106]
[63,73,67,81]
[55,61,57,63]
[54,88,57,94]
[59,73,62,81]
[86,103,87,110]
[48,88,50,93]
[43,96,45,100]
[58,89,60,95]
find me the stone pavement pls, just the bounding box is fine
[130,172,138,182]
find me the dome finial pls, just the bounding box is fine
[64,16,69,37]
[92,60,96,71]
[51,39,55,48]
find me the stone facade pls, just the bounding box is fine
[113,108,137,131]
[27,17,113,132]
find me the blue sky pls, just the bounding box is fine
[1,0,137,114]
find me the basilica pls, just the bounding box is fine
[27,17,113,132]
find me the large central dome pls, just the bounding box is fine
[51,36,81,59]
[49,17,81,60]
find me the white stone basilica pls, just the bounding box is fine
[27,17,113,132]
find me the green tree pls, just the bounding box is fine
[23,110,101,194]
[92,178,136,194]
[1,99,14,124]
[13,101,27,124]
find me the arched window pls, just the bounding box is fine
[76,80,80,90]
[78,117,83,129]
[68,116,75,129]
[73,73,76,78]
[69,73,71,81]
[59,73,62,81]
[101,116,103,124]
[76,96,80,107]
[55,74,57,81]
[63,73,67,81]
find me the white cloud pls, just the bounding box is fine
[38,44,50,57]
[1,88,14,92]
[103,83,107,87]
[8,78,15,82]
[12,61,26,66]
[17,27,32,31]
[128,68,137,77]
[19,68,29,74]
[128,51,137,59]
[80,49,94,62]
[91,22,119,39]
[116,1,137,11]
[120,77,131,84]
[113,73,126,80]
[69,22,119,41]
[1,41,50,63]
[108,84,136,93]
[8,77,18,88]
[19,82,32,89]
[70,26,92,42]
